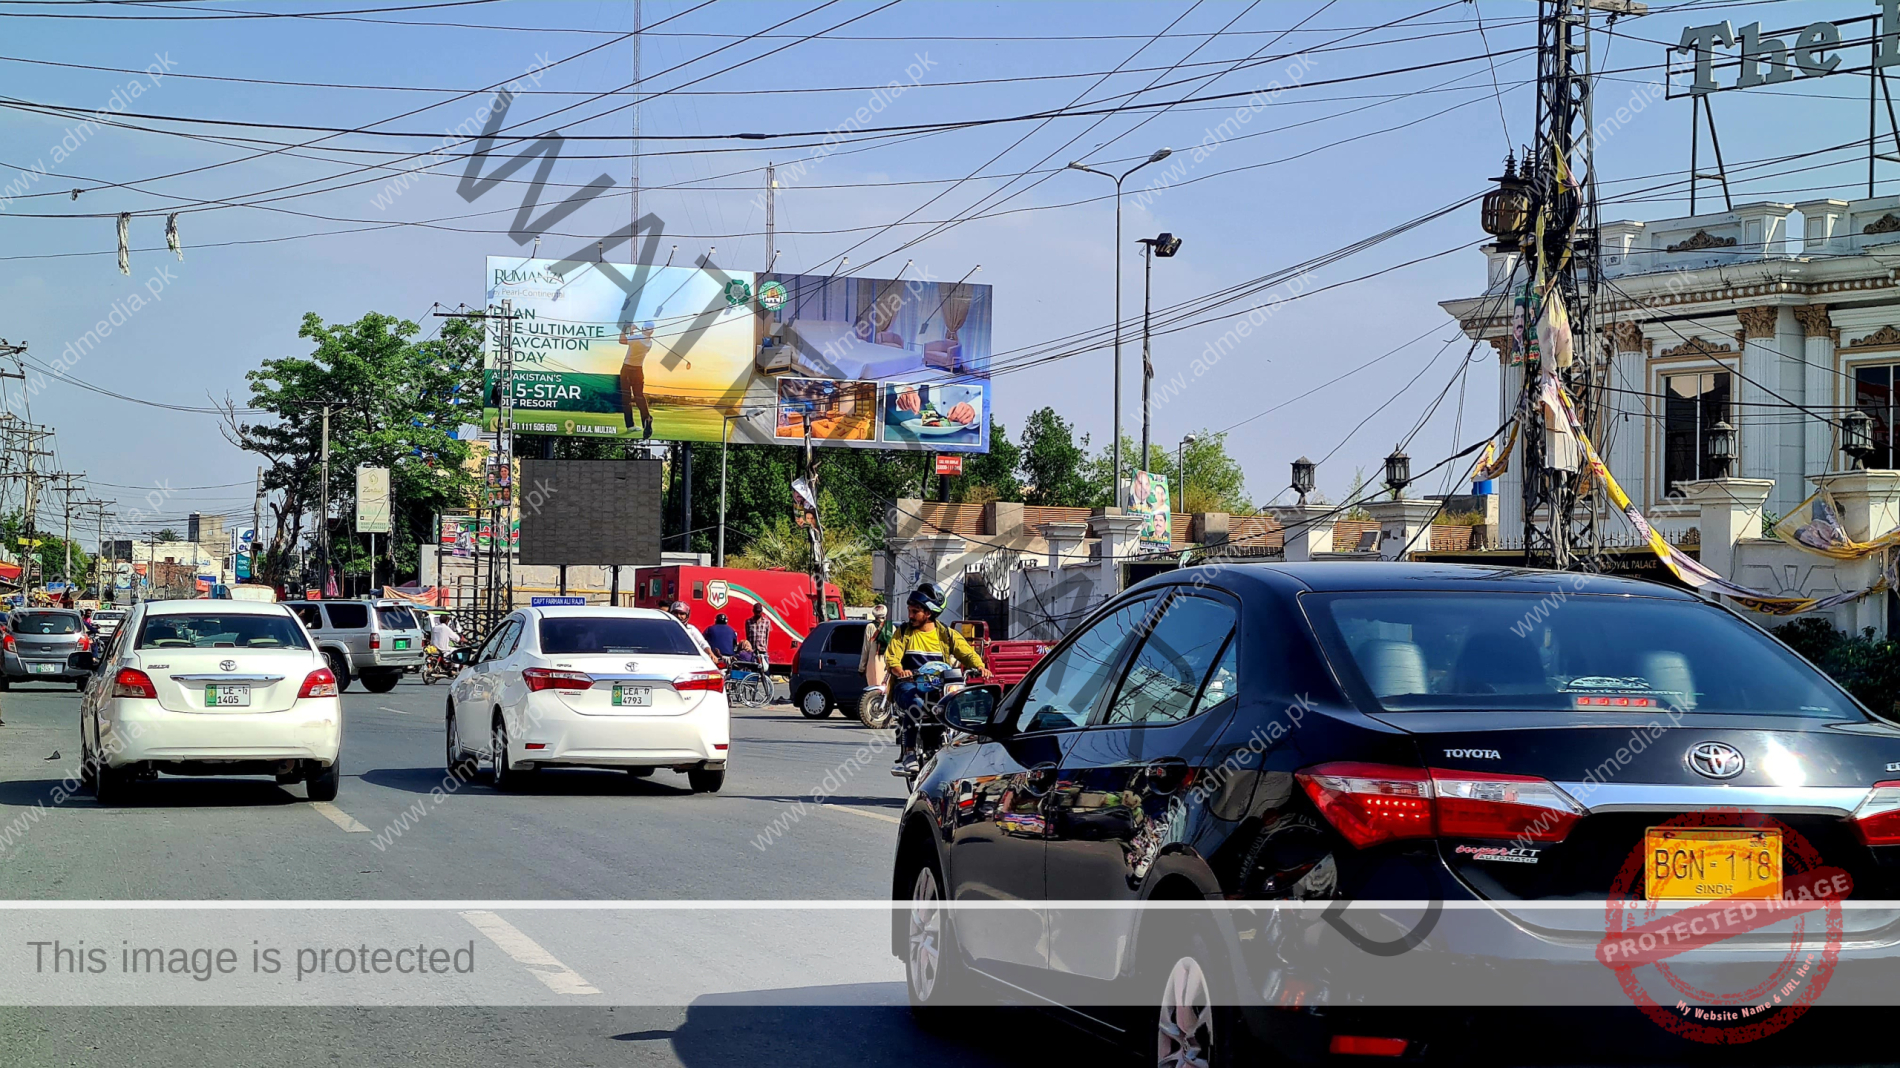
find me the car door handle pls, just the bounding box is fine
[1020,762,1059,797]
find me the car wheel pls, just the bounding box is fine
[78,731,96,791]
[491,715,530,791]
[306,759,340,802]
[0,676,13,691]
[687,766,725,793]
[905,858,971,1024]
[362,672,400,694]
[796,685,833,718]
[1141,921,1241,1068]
[73,679,86,692]
[324,651,353,693]
[93,761,131,805]
[445,710,478,779]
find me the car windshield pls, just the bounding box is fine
[377,606,417,630]
[13,612,80,635]
[136,613,310,650]
[539,616,698,655]
[1310,592,1862,719]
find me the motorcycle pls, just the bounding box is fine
[889,654,969,791]
[421,644,456,685]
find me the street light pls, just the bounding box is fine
[1068,147,1173,507]
[1706,420,1737,478]
[1843,410,1877,471]
[718,406,770,566]
[1137,232,1183,477]
[1383,450,1412,498]
[1175,433,1197,513]
[1291,456,1316,506]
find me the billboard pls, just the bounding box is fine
[516,458,663,567]
[355,466,391,534]
[482,258,992,452]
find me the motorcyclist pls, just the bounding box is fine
[884,583,985,776]
[669,600,715,659]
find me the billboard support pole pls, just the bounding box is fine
[500,297,516,613]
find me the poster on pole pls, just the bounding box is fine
[355,467,391,534]
[482,257,992,452]
[1130,469,1171,552]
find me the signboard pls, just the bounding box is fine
[439,514,518,553]
[1669,9,1878,96]
[1130,470,1172,552]
[516,458,664,567]
[935,454,964,476]
[530,596,586,607]
[707,579,729,609]
[355,466,391,534]
[482,257,992,452]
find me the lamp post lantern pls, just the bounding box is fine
[1291,456,1316,506]
[1138,232,1183,479]
[1383,450,1412,498]
[1068,148,1171,508]
[1175,433,1197,513]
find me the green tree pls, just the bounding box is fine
[227,312,484,585]
[1081,431,1253,513]
[951,417,1022,504]
[728,515,875,606]
[1,514,90,587]
[154,528,180,542]
[1019,407,1101,507]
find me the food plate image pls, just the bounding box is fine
[882,382,984,448]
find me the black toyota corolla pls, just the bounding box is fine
[889,562,1900,1064]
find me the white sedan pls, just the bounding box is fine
[78,599,343,804]
[445,606,730,792]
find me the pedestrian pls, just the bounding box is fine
[858,602,893,691]
[745,601,772,670]
[702,612,738,659]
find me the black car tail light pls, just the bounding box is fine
[1852,780,1900,845]
[1295,762,1585,849]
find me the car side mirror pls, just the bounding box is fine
[941,683,1007,738]
[449,648,473,666]
[69,651,96,673]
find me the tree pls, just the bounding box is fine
[154,528,180,542]
[1,514,89,587]
[728,515,875,606]
[952,417,1022,504]
[1019,407,1101,507]
[226,312,484,586]
[1081,430,1253,514]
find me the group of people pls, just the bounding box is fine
[860,583,987,776]
[665,600,772,675]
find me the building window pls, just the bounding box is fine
[1856,364,1898,468]
[1662,370,1732,492]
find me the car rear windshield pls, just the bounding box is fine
[538,616,698,656]
[13,612,79,635]
[137,613,310,650]
[1310,592,1861,719]
[377,606,417,630]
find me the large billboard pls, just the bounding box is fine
[482,258,991,452]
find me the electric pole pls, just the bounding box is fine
[765,162,776,268]
[251,465,263,583]
[319,404,332,595]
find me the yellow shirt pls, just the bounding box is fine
[884,621,985,675]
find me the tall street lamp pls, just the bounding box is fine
[1068,148,1172,507]
[718,406,769,566]
[1138,232,1183,477]
[1176,433,1197,513]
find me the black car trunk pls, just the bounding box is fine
[1379,710,1900,939]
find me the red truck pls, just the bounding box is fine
[632,565,844,669]
[953,620,1051,688]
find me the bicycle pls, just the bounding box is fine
[725,667,772,709]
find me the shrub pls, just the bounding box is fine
[1770,616,1900,716]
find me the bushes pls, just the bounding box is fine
[1770,616,1900,715]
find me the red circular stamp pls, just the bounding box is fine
[1594,808,1848,1044]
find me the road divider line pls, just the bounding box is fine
[378,706,409,715]
[820,804,900,825]
[460,910,602,995]
[311,802,370,833]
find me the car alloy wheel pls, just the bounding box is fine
[1157,954,1215,1068]
[491,717,512,790]
[907,866,944,1003]
[798,687,831,718]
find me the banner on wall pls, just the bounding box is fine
[1130,470,1171,551]
[482,258,992,452]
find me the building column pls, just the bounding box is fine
[1735,307,1781,501]
[1491,338,1525,544]
[1364,499,1442,560]
[1811,470,1900,637]
[1039,521,1089,570]
[1607,321,1648,509]
[1676,478,1775,581]
[1794,305,1840,485]
[1266,504,1336,563]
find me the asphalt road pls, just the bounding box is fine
[0,675,1092,1068]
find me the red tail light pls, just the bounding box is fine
[1853,780,1900,845]
[3,632,15,651]
[370,633,381,650]
[674,669,724,692]
[522,667,593,692]
[1295,762,1584,849]
[1330,1036,1409,1057]
[111,668,157,699]
[298,668,339,698]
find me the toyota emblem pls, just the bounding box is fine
[624,661,639,673]
[219,660,238,672]
[1687,741,1745,779]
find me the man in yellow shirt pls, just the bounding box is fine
[886,583,985,774]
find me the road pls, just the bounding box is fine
[0,676,1092,1067]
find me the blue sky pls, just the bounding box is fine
[0,0,1887,531]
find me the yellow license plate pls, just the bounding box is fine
[1645,827,1782,901]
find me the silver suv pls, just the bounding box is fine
[282,599,425,693]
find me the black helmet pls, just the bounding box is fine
[907,583,945,616]
[714,612,729,624]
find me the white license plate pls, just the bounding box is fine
[206,684,250,707]
[611,685,652,707]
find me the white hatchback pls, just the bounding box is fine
[445,606,730,792]
[78,599,343,804]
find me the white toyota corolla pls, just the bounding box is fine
[446,606,730,792]
[78,599,343,804]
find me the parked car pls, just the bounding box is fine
[89,607,128,639]
[76,599,342,803]
[3,608,93,690]
[281,598,426,692]
[444,605,729,792]
[891,562,1900,1063]
[790,619,873,718]
[632,565,844,669]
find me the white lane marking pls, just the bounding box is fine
[378,706,409,715]
[460,910,602,995]
[820,803,900,825]
[311,802,370,833]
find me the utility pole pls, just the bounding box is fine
[319,404,332,595]
[764,162,776,268]
[251,465,262,582]
[631,0,641,230]
[499,298,516,612]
